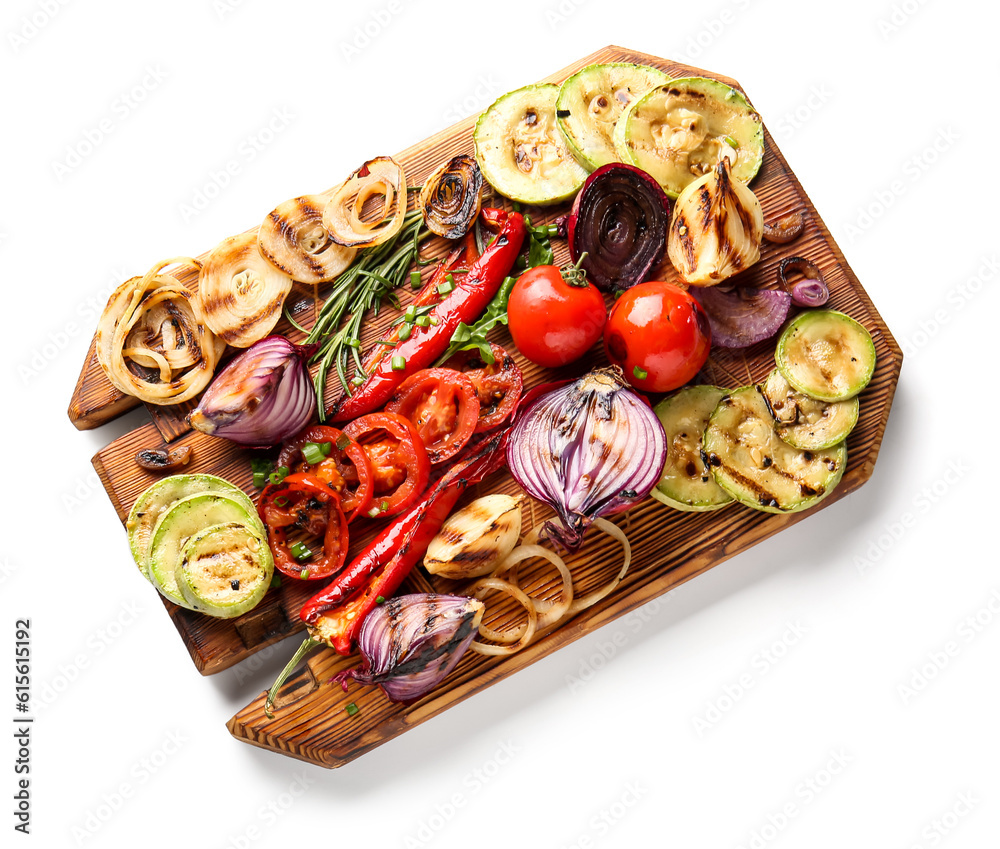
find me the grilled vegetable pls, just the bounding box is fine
[614,77,764,198]
[322,156,407,249]
[188,335,315,447]
[667,156,763,286]
[95,257,225,405]
[474,83,589,205]
[258,193,357,284]
[176,521,273,618]
[691,285,790,349]
[199,232,293,347]
[555,62,670,171]
[775,310,876,402]
[423,494,523,580]
[703,385,846,513]
[651,386,734,511]
[763,211,805,244]
[778,257,829,307]
[762,368,859,451]
[134,445,192,472]
[419,155,483,239]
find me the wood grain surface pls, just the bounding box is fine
[79,46,902,767]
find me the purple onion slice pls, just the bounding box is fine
[692,286,792,349]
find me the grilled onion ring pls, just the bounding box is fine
[419,154,483,239]
[322,156,407,248]
[199,231,293,348]
[469,577,538,656]
[96,257,224,405]
[258,193,357,284]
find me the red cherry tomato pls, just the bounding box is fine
[383,368,480,464]
[507,265,607,368]
[603,280,711,393]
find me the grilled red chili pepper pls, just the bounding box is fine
[258,473,350,580]
[328,209,526,422]
[300,430,509,654]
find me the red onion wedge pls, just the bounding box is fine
[691,286,792,349]
[506,367,667,550]
[188,335,316,447]
[778,256,830,307]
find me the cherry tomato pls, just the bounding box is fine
[384,368,480,464]
[342,412,430,517]
[507,265,607,368]
[277,425,374,521]
[257,473,349,580]
[604,280,711,393]
[444,343,523,432]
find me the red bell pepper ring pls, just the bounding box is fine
[300,430,509,654]
[328,209,526,422]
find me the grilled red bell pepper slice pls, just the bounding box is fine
[328,209,526,422]
[300,430,509,654]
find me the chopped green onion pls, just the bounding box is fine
[633,365,648,380]
[410,271,422,289]
[404,305,417,322]
[351,376,364,387]
[335,434,351,451]
[345,703,359,716]
[367,506,381,518]
[391,355,407,371]
[269,573,282,590]
[429,316,440,326]
[300,569,310,579]
[273,495,289,508]
[381,500,389,512]
[397,323,412,341]
[415,315,431,328]
[346,336,361,349]
[437,275,455,296]
[269,465,290,485]
[302,441,329,466]
[375,595,386,604]
[250,457,274,489]
[290,541,312,562]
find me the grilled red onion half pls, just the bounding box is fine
[568,163,671,292]
[506,367,667,550]
[335,594,484,703]
[188,335,315,447]
[692,286,792,349]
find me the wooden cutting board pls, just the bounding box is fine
[78,46,902,767]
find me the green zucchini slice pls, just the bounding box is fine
[613,77,764,198]
[147,493,259,609]
[474,83,589,205]
[703,385,846,514]
[651,385,734,511]
[556,63,671,171]
[176,522,273,618]
[775,310,876,402]
[762,368,859,451]
[126,473,256,579]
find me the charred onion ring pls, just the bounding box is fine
[258,193,357,284]
[778,256,830,307]
[419,154,483,239]
[763,211,805,244]
[322,156,407,248]
[96,257,224,405]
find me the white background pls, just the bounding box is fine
[2,0,997,846]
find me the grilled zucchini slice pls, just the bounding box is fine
[126,473,256,579]
[775,310,876,402]
[613,77,764,198]
[556,63,670,171]
[474,83,589,205]
[762,368,859,450]
[703,385,846,514]
[651,385,734,511]
[176,522,273,618]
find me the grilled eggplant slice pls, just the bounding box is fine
[775,310,876,402]
[651,385,734,511]
[703,385,846,514]
[556,62,670,171]
[474,83,589,205]
[762,368,859,450]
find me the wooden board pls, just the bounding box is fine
[79,46,902,765]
